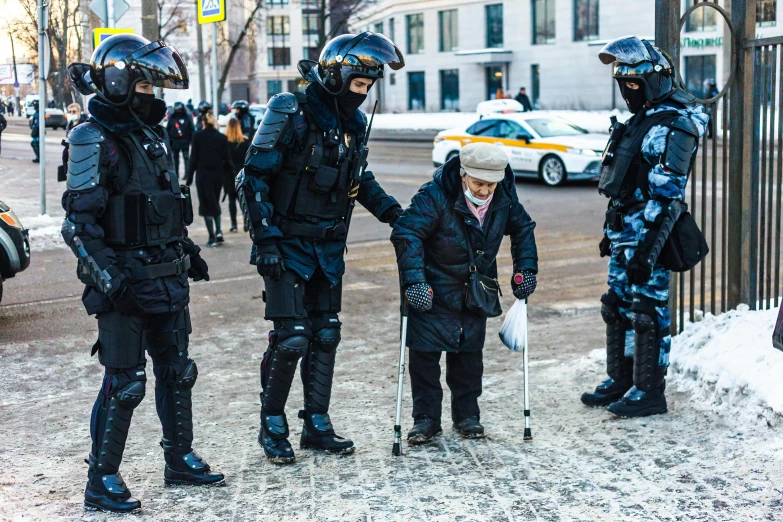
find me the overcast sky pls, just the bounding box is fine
[0,0,35,65]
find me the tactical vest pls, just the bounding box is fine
[269,100,356,223]
[99,128,189,249]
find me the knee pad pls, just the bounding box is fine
[313,327,340,353]
[276,335,310,360]
[600,303,620,325]
[632,312,656,334]
[111,370,147,410]
[176,359,198,391]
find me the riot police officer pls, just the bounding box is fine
[166,101,195,178]
[195,101,212,131]
[581,36,708,418]
[231,99,255,135]
[237,32,405,463]
[63,35,224,513]
[30,99,40,163]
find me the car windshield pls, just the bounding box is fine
[524,118,587,138]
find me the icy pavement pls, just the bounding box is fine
[1,301,782,521]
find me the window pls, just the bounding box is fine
[439,10,458,52]
[530,64,540,107]
[486,4,503,48]
[267,0,289,6]
[407,14,424,54]
[757,0,777,26]
[440,69,459,110]
[684,55,717,99]
[532,0,555,45]
[408,72,426,111]
[467,119,500,136]
[389,17,395,41]
[374,21,384,34]
[574,0,599,41]
[267,16,290,67]
[302,13,319,60]
[267,80,283,97]
[685,5,717,32]
[303,14,319,35]
[486,66,504,100]
[303,47,320,60]
[525,118,587,137]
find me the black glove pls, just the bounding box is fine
[626,251,653,286]
[256,243,286,280]
[181,237,209,281]
[512,271,537,300]
[405,282,433,312]
[109,281,144,316]
[599,235,612,258]
[382,206,404,227]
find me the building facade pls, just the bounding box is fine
[351,0,782,113]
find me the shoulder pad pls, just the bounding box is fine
[66,121,106,145]
[267,93,299,114]
[668,87,698,107]
[66,123,105,191]
[252,99,296,150]
[668,115,699,137]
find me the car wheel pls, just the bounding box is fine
[539,155,567,187]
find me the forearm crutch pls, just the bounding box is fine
[392,293,409,456]
[523,298,532,441]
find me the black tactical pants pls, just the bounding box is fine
[172,147,189,179]
[409,349,483,423]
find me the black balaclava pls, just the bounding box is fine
[337,89,368,120]
[620,81,647,114]
[132,92,156,119]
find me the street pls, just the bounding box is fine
[0,124,781,521]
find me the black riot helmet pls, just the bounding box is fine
[232,100,249,114]
[173,101,185,112]
[599,35,674,111]
[67,34,188,107]
[198,101,212,114]
[298,32,405,96]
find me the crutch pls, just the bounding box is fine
[392,292,409,456]
[522,298,532,441]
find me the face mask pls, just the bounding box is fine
[620,82,647,113]
[131,92,155,119]
[337,90,367,120]
[67,114,79,122]
[464,187,490,206]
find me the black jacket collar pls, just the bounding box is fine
[305,83,367,142]
[88,97,168,134]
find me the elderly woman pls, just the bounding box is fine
[391,143,538,443]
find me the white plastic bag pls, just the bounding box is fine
[498,299,527,352]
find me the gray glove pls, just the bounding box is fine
[512,271,537,300]
[405,283,433,312]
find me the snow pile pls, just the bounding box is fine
[373,109,631,134]
[22,214,67,251]
[670,304,783,426]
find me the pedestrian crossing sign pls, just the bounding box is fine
[93,28,135,49]
[197,0,226,24]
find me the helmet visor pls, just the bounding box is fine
[126,41,189,89]
[613,61,654,78]
[598,35,651,66]
[333,32,405,72]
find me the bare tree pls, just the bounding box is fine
[312,0,378,55]
[157,0,191,41]
[216,0,264,103]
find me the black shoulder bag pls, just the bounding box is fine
[462,220,503,318]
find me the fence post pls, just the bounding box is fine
[727,0,757,309]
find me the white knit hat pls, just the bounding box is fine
[459,143,508,183]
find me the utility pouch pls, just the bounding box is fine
[306,144,323,171]
[606,206,624,232]
[180,185,194,226]
[601,120,627,166]
[661,211,709,272]
[309,165,339,193]
[102,194,147,246]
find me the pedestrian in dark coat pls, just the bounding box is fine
[391,142,538,443]
[65,103,88,136]
[166,102,195,178]
[0,112,6,155]
[224,117,249,233]
[186,112,233,247]
[514,87,534,111]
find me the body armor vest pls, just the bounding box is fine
[99,128,188,249]
[598,109,679,203]
[269,102,357,223]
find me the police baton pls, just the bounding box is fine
[392,288,408,456]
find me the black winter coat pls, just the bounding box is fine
[391,156,538,352]
[187,127,233,217]
[225,137,250,197]
[166,111,195,149]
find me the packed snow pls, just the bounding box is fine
[21,214,66,251]
[669,304,783,427]
[373,109,632,134]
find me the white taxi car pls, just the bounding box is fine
[432,113,609,186]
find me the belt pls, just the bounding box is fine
[614,201,647,215]
[276,218,347,240]
[130,255,190,280]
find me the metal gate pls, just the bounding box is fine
[658,0,783,333]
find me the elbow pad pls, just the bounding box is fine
[61,217,122,295]
[662,116,699,177]
[65,123,106,191]
[642,200,686,267]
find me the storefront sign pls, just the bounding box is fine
[682,36,723,49]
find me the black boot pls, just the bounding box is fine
[258,332,309,463]
[84,372,145,513]
[607,311,669,418]
[582,299,634,407]
[154,358,224,485]
[299,330,354,454]
[407,416,442,445]
[454,416,485,438]
[299,410,355,454]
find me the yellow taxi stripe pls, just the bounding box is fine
[443,136,570,153]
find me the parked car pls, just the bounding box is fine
[0,201,31,304]
[22,95,38,118]
[249,104,267,129]
[43,108,67,130]
[432,113,608,187]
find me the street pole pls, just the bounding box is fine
[196,23,206,103]
[9,32,20,117]
[106,0,115,28]
[211,23,218,111]
[38,0,47,215]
